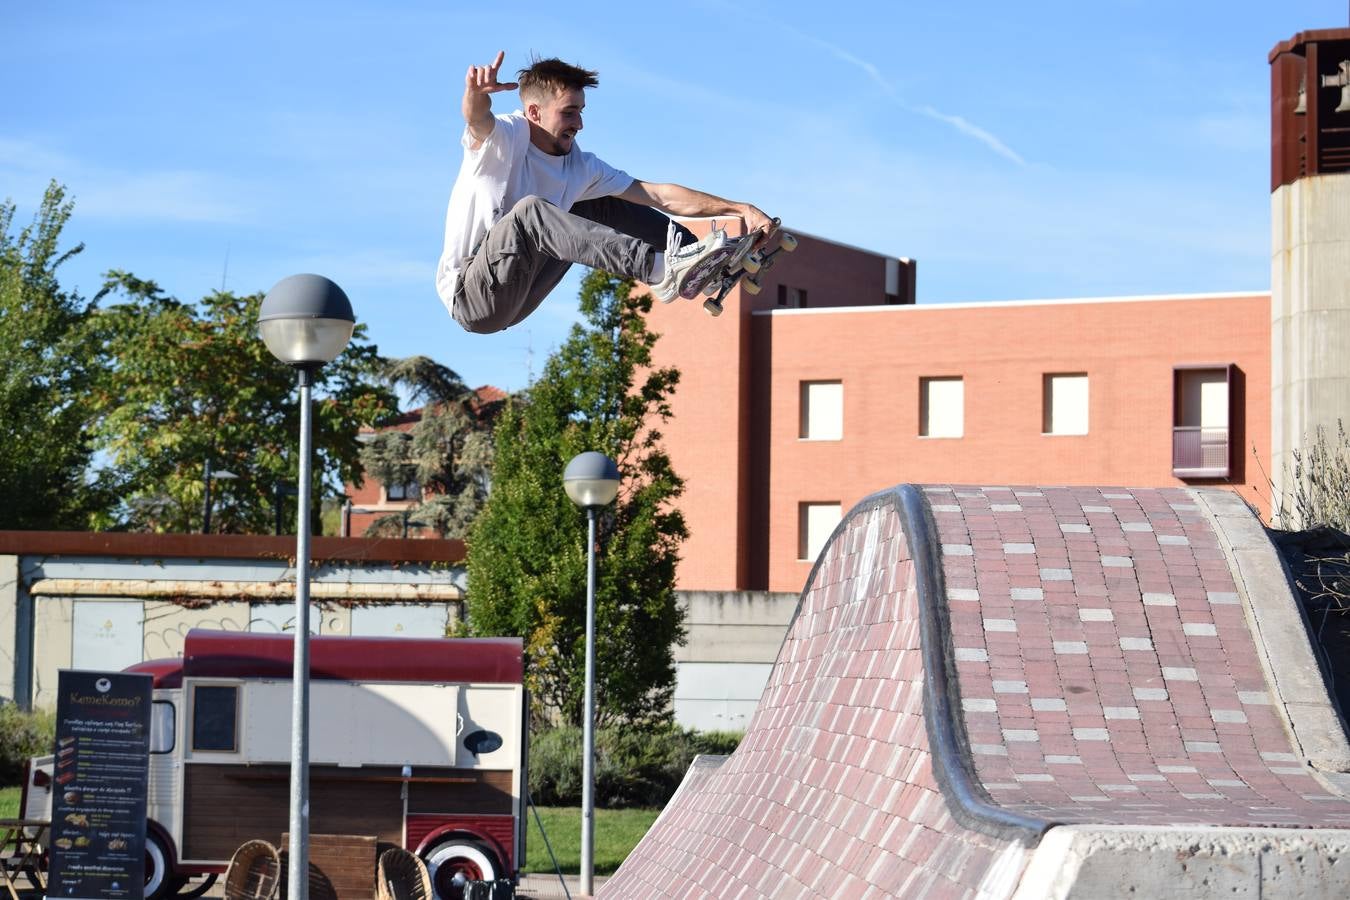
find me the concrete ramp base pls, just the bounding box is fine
[602,485,1350,898]
[1017,826,1350,898]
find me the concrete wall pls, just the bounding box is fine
[1016,826,1350,899]
[1270,174,1350,522]
[2,544,464,710]
[0,556,16,702]
[672,590,796,732]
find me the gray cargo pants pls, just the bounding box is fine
[451,194,697,334]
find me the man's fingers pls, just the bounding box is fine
[468,53,517,93]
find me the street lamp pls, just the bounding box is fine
[258,274,355,900]
[562,451,620,898]
[202,458,238,534]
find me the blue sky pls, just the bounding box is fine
[5,2,1345,393]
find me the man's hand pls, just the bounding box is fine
[465,50,519,96]
[463,51,519,147]
[741,205,777,248]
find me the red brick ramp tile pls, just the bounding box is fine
[601,486,1350,899]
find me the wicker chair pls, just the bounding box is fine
[224,840,282,900]
[376,847,432,900]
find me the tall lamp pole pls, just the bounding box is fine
[258,274,355,900]
[562,451,620,898]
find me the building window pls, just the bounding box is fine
[387,480,420,501]
[191,684,239,753]
[1043,373,1089,435]
[798,503,842,561]
[777,285,808,308]
[799,381,843,440]
[1173,365,1233,478]
[920,377,964,438]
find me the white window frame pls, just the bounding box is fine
[1042,373,1089,436]
[919,376,964,439]
[799,381,844,441]
[798,502,842,562]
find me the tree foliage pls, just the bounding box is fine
[89,274,395,533]
[0,181,112,528]
[358,356,500,539]
[466,271,688,728]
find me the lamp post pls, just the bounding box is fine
[258,274,355,900]
[201,458,238,534]
[562,451,620,898]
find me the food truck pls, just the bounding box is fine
[24,629,527,900]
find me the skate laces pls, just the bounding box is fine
[665,218,683,260]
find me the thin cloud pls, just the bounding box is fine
[780,28,1026,166]
[0,135,253,224]
[78,171,252,224]
[912,105,1026,166]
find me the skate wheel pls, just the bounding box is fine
[743,277,762,296]
[743,254,762,275]
[703,298,724,317]
[780,233,799,252]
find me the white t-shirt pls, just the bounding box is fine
[434,111,633,315]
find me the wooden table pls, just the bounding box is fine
[0,820,48,900]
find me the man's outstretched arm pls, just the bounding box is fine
[621,180,776,240]
[463,50,519,149]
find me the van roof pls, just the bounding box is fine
[128,629,524,687]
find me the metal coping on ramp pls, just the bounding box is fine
[602,485,1350,898]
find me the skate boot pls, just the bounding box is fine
[652,221,735,303]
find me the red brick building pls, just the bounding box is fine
[644,222,1270,593]
[344,386,506,537]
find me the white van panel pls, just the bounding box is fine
[243,681,460,767]
[458,685,522,769]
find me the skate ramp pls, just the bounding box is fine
[602,486,1350,898]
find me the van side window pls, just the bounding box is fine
[192,685,239,752]
[150,700,175,754]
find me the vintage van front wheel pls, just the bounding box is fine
[423,839,499,899]
[145,832,184,900]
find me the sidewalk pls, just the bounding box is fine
[517,872,609,899]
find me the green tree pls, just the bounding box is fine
[358,356,501,539]
[0,182,113,528]
[90,273,395,532]
[466,270,688,728]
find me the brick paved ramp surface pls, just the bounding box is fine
[602,486,1350,899]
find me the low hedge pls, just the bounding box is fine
[529,725,742,808]
[0,703,55,785]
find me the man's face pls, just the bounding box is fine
[528,87,585,155]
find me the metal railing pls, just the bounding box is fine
[1173,426,1230,478]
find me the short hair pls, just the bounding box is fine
[517,57,599,103]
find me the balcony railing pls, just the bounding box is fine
[1173,426,1230,478]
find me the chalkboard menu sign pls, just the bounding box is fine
[47,670,153,900]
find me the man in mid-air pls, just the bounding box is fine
[436,51,776,334]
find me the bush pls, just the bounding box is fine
[0,703,55,785]
[1273,420,1350,531]
[529,725,742,808]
